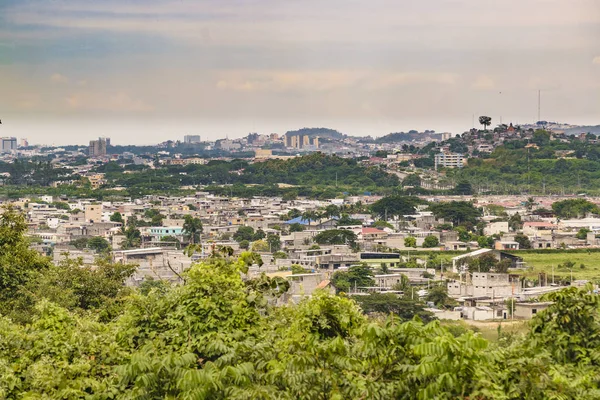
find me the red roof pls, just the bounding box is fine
[362,227,386,235]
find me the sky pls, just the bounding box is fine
[1,0,599,145]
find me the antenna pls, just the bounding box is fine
[537,89,541,123]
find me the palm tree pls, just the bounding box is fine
[183,215,203,244]
[301,210,318,225]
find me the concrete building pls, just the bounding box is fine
[89,137,110,157]
[434,152,466,169]
[183,135,201,144]
[1,137,17,153]
[113,247,192,285]
[447,272,521,298]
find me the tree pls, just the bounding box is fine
[314,229,358,246]
[251,240,269,252]
[552,199,600,219]
[404,236,417,248]
[110,212,124,224]
[183,215,203,244]
[266,234,281,252]
[371,195,426,219]
[373,220,393,230]
[425,284,454,308]
[87,236,111,253]
[253,228,266,241]
[289,223,305,232]
[0,207,50,315]
[514,233,532,249]
[402,173,421,187]
[233,226,255,242]
[122,226,142,249]
[323,204,340,219]
[479,115,492,130]
[352,293,435,322]
[331,263,374,292]
[429,201,481,226]
[454,181,473,195]
[160,235,181,249]
[576,228,590,240]
[422,235,440,248]
[239,240,249,250]
[508,213,523,231]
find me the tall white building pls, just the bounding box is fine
[434,152,465,169]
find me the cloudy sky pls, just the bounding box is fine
[1,0,599,145]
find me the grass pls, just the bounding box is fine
[515,251,600,282]
[440,319,530,342]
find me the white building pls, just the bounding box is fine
[434,152,466,169]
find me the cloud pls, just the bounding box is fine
[471,75,496,90]
[50,73,69,84]
[216,70,458,93]
[593,56,600,65]
[66,91,153,112]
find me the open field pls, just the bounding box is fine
[515,251,600,282]
[440,319,530,342]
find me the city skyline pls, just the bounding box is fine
[1,0,599,144]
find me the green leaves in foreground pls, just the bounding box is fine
[2,249,600,398]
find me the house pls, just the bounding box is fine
[113,247,192,285]
[451,248,523,273]
[513,302,553,319]
[494,241,519,250]
[448,272,521,298]
[523,221,556,238]
[484,221,509,236]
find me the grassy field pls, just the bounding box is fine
[516,251,600,282]
[440,320,530,342]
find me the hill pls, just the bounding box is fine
[284,127,344,140]
[564,125,600,136]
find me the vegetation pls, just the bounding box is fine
[3,206,600,398]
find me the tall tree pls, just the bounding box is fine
[479,115,492,130]
[183,215,203,244]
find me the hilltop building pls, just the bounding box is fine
[184,135,201,144]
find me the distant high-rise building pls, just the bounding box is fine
[19,138,28,148]
[285,134,320,149]
[89,137,110,157]
[184,135,201,144]
[0,137,17,153]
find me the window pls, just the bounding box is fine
[532,309,537,314]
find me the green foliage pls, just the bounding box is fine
[331,264,374,292]
[552,199,600,219]
[404,236,417,248]
[110,211,125,223]
[576,228,591,240]
[402,173,421,187]
[429,201,481,226]
[514,233,532,249]
[0,207,50,314]
[183,215,203,244]
[288,222,305,232]
[373,220,393,230]
[314,229,357,246]
[353,293,435,322]
[88,236,111,253]
[422,235,440,248]
[371,195,426,219]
